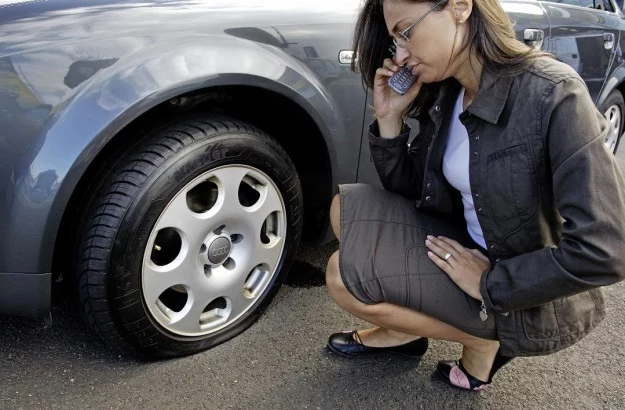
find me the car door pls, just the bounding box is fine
[542,0,620,103]
[355,0,552,188]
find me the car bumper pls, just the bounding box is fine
[0,272,51,317]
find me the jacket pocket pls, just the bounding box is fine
[521,301,560,341]
[521,291,600,342]
[486,143,538,225]
[553,291,599,336]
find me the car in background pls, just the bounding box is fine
[1,0,624,358]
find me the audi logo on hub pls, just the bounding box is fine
[211,246,230,257]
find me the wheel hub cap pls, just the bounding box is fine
[203,235,232,266]
[141,164,287,337]
[604,104,621,153]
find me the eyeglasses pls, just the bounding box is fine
[390,0,446,55]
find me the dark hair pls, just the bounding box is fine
[351,0,551,118]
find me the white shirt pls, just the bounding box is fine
[442,89,487,249]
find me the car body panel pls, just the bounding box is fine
[543,0,620,103]
[0,0,366,276]
[0,272,50,317]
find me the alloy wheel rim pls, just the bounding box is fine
[604,104,621,153]
[141,165,287,337]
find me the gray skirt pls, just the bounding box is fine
[338,183,497,340]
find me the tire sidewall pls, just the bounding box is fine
[107,130,302,357]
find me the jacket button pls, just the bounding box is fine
[435,105,441,112]
[426,183,432,189]
[475,135,480,141]
[495,258,501,263]
[503,312,510,317]
[478,208,483,213]
[474,151,478,156]
[425,196,432,202]
[475,193,480,198]
[489,245,494,250]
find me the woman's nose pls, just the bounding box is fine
[393,47,410,66]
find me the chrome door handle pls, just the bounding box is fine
[339,50,356,65]
[524,29,545,50]
[604,33,615,50]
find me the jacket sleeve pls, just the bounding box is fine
[368,120,425,199]
[480,76,625,313]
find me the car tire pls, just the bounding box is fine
[75,115,303,358]
[599,90,624,154]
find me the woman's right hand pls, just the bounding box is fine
[373,58,423,130]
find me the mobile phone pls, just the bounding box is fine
[388,66,416,95]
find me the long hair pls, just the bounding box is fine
[351,0,551,118]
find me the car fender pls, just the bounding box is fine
[597,61,625,108]
[2,35,345,274]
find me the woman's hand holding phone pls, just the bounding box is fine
[374,58,422,138]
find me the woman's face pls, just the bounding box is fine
[383,0,464,83]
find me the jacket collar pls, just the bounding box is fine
[466,65,514,124]
[428,64,514,125]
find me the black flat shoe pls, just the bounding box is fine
[437,351,514,391]
[326,330,428,358]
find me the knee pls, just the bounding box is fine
[330,193,340,239]
[325,251,364,313]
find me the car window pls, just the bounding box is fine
[545,0,617,11]
[546,0,595,7]
[602,0,615,12]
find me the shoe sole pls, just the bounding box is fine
[325,343,424,359]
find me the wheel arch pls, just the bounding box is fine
[52,82,337,280]
[40,37,348,279]
[596,66,625,153]
[597,63,625,108]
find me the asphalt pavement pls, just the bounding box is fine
[1,149,624,410]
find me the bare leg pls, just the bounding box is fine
[330,193,341,240]
[327,194,499,381]
[326,251,499,380]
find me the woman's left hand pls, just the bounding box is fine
[425,235,491,300]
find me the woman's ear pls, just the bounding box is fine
[450,0,472,24]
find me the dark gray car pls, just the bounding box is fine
[1,0,623,358]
